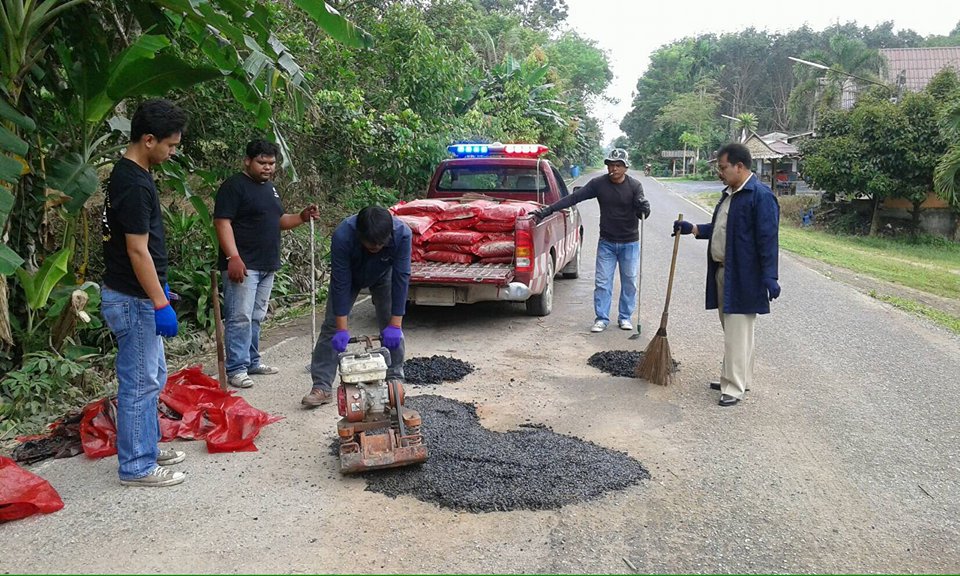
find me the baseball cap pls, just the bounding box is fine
[603,148,630,168]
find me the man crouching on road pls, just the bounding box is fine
[302,206,412,407]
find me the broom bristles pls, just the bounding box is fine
[635,328,673,386]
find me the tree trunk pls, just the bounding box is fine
[911,199,923,236]
[869,196,881,236]
[0,276,11,346]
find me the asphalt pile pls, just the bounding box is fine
[355,394,650,512]
[403,355,475,385]
[588,350,679,378]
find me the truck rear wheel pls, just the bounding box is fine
[525,258,554,316]
[561,236,581,279]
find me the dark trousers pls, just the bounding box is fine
[309,273,405,392]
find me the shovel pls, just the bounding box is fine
[629,218,644,340]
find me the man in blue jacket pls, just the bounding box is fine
[673,143,780,407]
[302,206,412,407]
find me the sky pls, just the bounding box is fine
[563,0,960,144]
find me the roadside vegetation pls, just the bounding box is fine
[0,0,614,438]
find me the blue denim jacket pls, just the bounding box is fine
[329,215,412,317]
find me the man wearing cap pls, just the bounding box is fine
[531,148,650,332]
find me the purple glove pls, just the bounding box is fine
[672,220,693,236]
[763,278,781,301]
[332,329,350,353]
[381,325,403,349]
[154,303,178,337]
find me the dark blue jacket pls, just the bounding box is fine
[695,175,779,314]
[330,215,412,317]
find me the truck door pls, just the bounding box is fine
[551,166,576,266]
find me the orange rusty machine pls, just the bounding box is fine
[335,336,428,473]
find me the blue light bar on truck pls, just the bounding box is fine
[447,143,549,158]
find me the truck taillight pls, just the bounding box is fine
[515,229,533,271]
[337,385,347,416]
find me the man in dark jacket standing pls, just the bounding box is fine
[531,148,650,332]
[673,143,780,407]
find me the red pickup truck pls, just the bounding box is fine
[405,143,583,316]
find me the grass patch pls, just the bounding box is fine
[870,292,960,335]
[779,227,960,299]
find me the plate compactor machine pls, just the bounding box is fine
[335,336,428,473]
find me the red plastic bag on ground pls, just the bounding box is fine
[429,230,486,245]
[79,366,282,457]
[391,199,450,215]
[424,251,475,264]
[0,456,64,522]
[395,214,436,235]
[474,239,515,258]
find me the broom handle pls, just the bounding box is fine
[658,212,683,330]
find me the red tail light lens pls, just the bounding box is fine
[515,229,533,271]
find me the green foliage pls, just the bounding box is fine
[162,204,218,331]
[0,350,111,435]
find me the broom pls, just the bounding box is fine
[635,212,683,385]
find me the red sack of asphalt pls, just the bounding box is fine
[474,239,515,258]
[474,220,517,232]
[79,366,282,456]
[429,230,486,245]
[484,232,514,242]
[395,214,436,236]
[424,251,475,264]
[434,217,480,231]
[0,456,64,522]
[437,200,498,221]
[424,243,474,254]
[479,256,514,264]
[391,199,450,215]
[411,246,425,262]
[479,202,540,222]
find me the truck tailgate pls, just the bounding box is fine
[411,262,514,284]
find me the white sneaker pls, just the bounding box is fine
[157,448,185,466]
[120,465,185,487]
[590,320,607,333]
[228,372,253,388]
[618,319,633,331]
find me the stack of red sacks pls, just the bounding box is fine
[391,199,541,264]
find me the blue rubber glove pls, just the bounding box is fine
[154,303,178,337]
[332,329,350,353]
[672,220,693,236]
[381,325,404,349]
[763,278,781,301]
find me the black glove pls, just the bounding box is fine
[672,220,693,236]
[636,200,651,220]
[530,208,551,223]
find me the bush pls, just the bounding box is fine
[778,195,820,225]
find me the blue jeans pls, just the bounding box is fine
[222,270,275,376]
[100,286,167,480]
[310,272,404,392]
[594,239,639,324]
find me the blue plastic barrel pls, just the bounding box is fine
[571,165,580,177]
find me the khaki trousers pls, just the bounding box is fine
[716,267,756,399]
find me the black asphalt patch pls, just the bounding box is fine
[343,395,649,512]
[588,350,679,378]
[403,355,474,385]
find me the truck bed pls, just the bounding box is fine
[410,261,514,284]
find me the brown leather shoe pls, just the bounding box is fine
[301,388,332,407]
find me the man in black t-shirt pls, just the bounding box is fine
[531,148,651,332]
[101,98,187,487]
[214,139,318,389]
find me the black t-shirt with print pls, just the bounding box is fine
[213,172,284,271]
[101,158,168,298]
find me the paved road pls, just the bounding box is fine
[3,170,958,573]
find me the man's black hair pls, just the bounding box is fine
[356,206,393,246]
[717,142,752,167]
[130,99,188,143]
[246,138,281,160]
